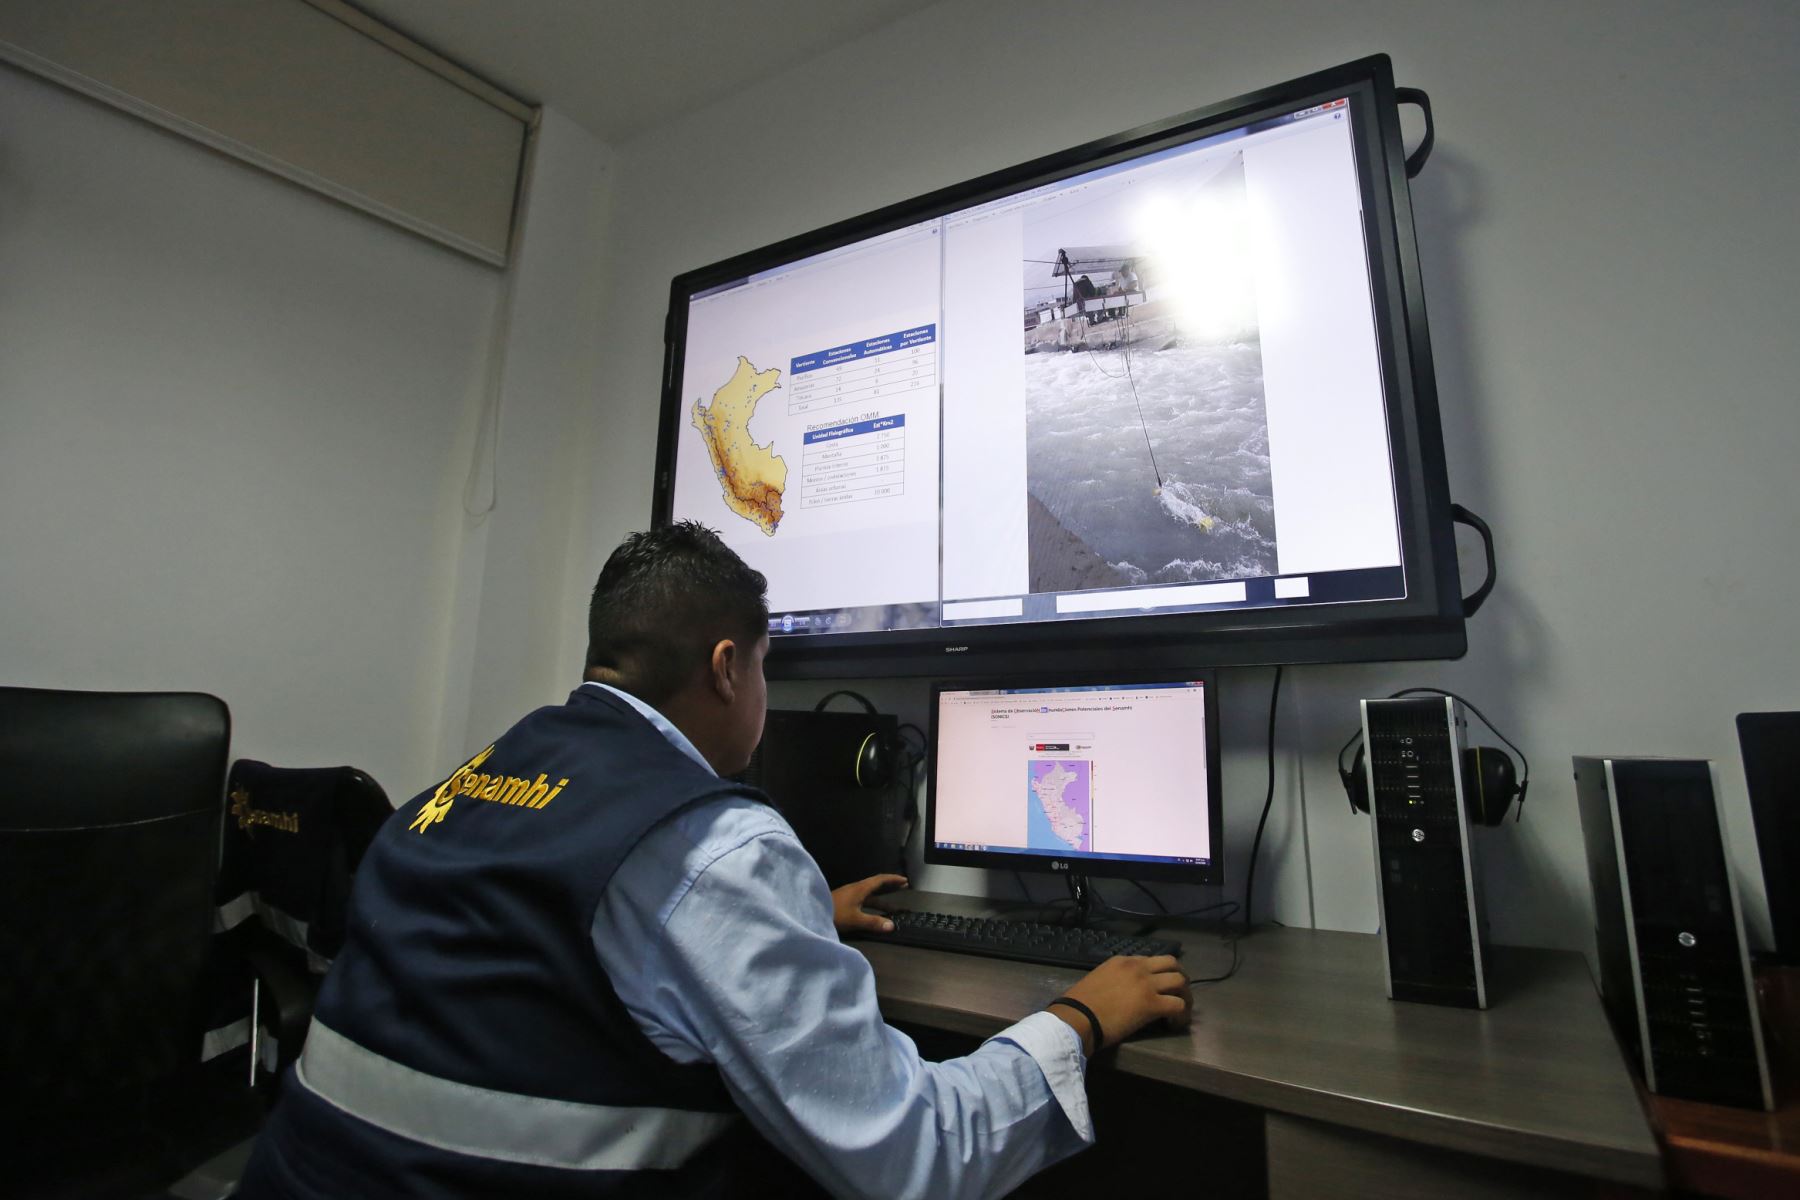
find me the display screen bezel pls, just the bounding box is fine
[923,670,1225,886]
[654,54,1463,679]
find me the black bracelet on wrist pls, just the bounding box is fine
[1047,996,1104,1054]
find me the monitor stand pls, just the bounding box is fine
[1060,872,1095,927]
[1047,872,1161,938]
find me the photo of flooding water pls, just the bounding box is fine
[1025,338,1277,592]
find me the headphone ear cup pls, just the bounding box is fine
[1342,744,1371,814]
[1461,746,1520,826]
[854,732,894,790]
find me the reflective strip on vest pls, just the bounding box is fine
[297,1021,738,1171]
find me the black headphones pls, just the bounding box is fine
[813,690,896,789]
[1336,689,1530,826]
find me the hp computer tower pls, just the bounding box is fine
[1573,756,1773,1110]
[737,709,902,888]
[1738,712,1800,965]
[1363,696,1489,1009]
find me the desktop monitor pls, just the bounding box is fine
[925,675,1222,886]
[655,54,1465,680]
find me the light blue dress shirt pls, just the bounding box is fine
[584,683,1092,1200]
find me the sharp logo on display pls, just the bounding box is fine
[944,645,969,654]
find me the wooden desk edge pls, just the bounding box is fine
[1651,1091,1800,1197]
[860,912,1666,1191]
[1661,1129,1800,1196]
[1124,1051,1666,1190]
[878,988,1663,1189]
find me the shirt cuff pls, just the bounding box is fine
[986,1010,1094,1143]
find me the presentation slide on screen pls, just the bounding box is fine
[672,98,1405,635]
[673,226,943,618]
[933,684,1212,864]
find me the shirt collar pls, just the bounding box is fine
[581,682,716,777]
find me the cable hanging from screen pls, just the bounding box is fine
[1241,665,1284,933]
[1120,304,1164,491]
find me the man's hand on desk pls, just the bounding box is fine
[1051,955,1192,1057]
[831,873,909,938]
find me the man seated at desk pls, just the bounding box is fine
[238,521,1191,1199]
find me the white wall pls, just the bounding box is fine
[578,0,1800,954]
[0,64,613,806]
[440,108,616,760]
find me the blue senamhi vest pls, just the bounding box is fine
[238,687,820,1199]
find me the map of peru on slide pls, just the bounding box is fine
[1028,760,1092,852]
[692,355,788,535]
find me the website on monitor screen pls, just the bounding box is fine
[672,96,1404,640]
[932,682,1213,867]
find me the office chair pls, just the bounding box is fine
[203,759,391,1090]
[0,685,259,1198]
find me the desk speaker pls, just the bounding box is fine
[1363,696,1489,1008]
[1574,756,1772,1109]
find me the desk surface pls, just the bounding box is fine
[856,891,1663,1190]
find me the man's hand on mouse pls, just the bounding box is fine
[1048,954,1192,1055]
[831,873,910,937]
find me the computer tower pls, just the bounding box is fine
[1737,712,1800,965]
[737,709,902,888]
[1363,696,1488,1008]
[1573,756,1773,1110]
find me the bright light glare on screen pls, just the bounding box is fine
[1133,188,1258,342]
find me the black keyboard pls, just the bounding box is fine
[869,909,1182,970]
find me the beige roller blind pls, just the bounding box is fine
[0,0,534,264]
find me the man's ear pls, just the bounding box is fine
[708,638,738,703]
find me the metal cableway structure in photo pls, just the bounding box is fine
[1026,244,1171,351]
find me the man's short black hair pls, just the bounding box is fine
[585,521,769,707]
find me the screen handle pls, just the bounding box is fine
[1451,503,1496,618]
[1395,86,1435,179]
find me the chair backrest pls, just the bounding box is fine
[202,759,391,1083]
[0,686,230,1117]
[215,759,391,967]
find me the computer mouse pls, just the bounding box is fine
[1127,1009,1195,1042]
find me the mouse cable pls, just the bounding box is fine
[1188,931,1242,985]
[1017,873,1230,929]
[1240,665,1284,934]
[1012,871,1076,924]
[1124,878,1167,914]
[1096,891,1238,924]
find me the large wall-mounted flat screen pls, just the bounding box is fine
[655,55,1465,679]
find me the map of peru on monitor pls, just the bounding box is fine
[932,682,1214,869]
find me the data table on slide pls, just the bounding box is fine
[787,325,937,417]
[801,415,905,509]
